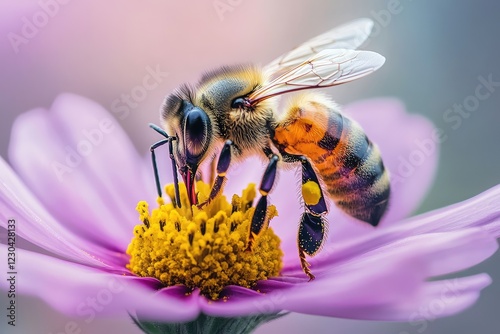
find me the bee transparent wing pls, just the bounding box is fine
[249,49,385,105]
[265,18,374,77]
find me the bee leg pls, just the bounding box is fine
[208,154,218,185]
[281,153,328,215]
[247,153,279,251]
[149,123,181,208]
[281,153,328,280]
[197,140,232,208]
[298,212,326,281]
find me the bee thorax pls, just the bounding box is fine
[225,107,275,155]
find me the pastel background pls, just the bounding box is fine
[1,1,499,333]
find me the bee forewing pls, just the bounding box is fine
[250,49,385,103]
[265,18,374,76]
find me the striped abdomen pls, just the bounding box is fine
[273,94,390,226]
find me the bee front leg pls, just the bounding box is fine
[247,151,279,251]
[149,123,181,208]
[197,140,232,208]
[282,153,328,280]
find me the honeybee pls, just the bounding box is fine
[150,18,390,280]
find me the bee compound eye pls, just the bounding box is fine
[184,108,210,158]
[231,97,246,109]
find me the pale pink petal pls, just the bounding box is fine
[294,228,498,279]
[8,93,148,252]
[0,245,200,322]
[0,156,120,268]
[400,184,500,235]
[376,274,492,322]
[200,255,424,318]
[201,227,496,320]
[279,274,491,321]
[309,185,500,272]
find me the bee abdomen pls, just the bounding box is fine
[319,117,390,226]
[273,93,390,226]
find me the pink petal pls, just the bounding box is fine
[280,274,491,321]
[311,184,500,271]
[201,227,496,320]
[381,274,492,322]
[0,245,200,323]
[277,229,496,320]
[401,184,500,236]
[8,93,148,252]
[200,255,424,318]
[0,156,120,268]
[294,228,498,279]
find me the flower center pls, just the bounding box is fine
[126,181,283,300]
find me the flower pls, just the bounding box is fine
[1,94,499,331]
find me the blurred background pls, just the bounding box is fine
[1,0,499,333]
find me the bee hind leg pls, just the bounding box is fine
[282,153,328,280]
[197,140,232,208]
[298,212,326,281]
[247,151,279,251]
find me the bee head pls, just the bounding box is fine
[162,88,213,205]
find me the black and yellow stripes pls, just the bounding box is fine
[273,92,390,227]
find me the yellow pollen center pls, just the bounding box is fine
[126,181,283,300]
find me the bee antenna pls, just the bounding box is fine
[149,123,170,138]
[149,123,181,208]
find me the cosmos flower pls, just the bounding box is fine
[1,94,499,333]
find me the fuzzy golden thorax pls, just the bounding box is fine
[193,65,277,157]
